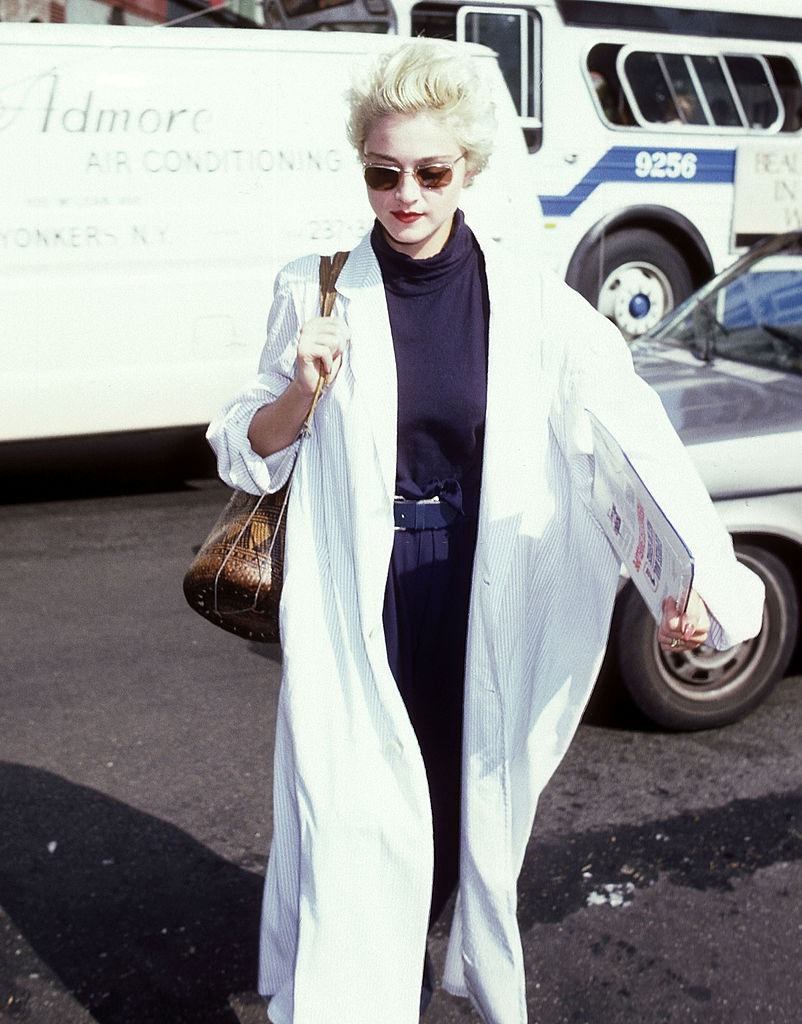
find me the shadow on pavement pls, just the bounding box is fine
[1,428,218,506]
[0,762,263,1023]
[517,788,802,930]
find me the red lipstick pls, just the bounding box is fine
[392,212,423,223]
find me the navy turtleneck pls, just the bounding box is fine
[370,209,489,520]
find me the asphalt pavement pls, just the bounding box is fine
[1,478,800,1024]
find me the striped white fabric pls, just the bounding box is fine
[207,223,764,1024]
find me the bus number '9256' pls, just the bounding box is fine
[635,151,698,180]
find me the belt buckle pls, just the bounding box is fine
[393,495,440,531]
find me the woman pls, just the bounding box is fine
[207,41,764,1024]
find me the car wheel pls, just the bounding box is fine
[575,228,694,340]
[614,543,799,730]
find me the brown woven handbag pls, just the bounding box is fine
[183,251,349,642]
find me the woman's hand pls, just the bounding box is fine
[658,590,710,652]
[247,315,350,458]
[295,315,350,396]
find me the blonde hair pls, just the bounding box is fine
[345,40,497,181]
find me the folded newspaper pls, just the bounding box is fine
[588,410,694,624]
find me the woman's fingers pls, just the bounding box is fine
[658,594,710,651]
[298,318,348,356]
[659,627,709,652]
[296,316,349,392]
[300,342,336,374]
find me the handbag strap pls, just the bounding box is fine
[213,251,351,613]
[301,250,351,433]
[320,250,350,317]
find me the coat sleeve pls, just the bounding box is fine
[206,262,312,495]
[545,273,765,650]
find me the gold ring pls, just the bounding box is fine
[669,638,681,649]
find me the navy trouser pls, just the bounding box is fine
[382,514,478,931]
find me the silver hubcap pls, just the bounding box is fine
[654,632,767,702]
[597,261,674,339]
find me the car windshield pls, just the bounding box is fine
[649,236,802,377]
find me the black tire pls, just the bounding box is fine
[574,227,694,340]
[613,543,799,731]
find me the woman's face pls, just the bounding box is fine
[362,111,471,260]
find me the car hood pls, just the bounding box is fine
[632,340,802,497]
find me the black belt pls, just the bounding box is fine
[393,496,459,531]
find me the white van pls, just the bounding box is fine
[0,25,534,448]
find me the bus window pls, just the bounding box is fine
[766,56,802,132]
[725,55,780,129]
[460,8,526,111]
[455,6,541,149]
[624,51,679,124]
[412,4,541,151]
[619,47,791,133]
[586,43,635,126]
[660,53,706,125]
[689,55,743,127]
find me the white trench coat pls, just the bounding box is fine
[207,220,764,1024]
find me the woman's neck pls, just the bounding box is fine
[381,213,456,260]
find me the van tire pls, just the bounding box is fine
[613,544,799,731]
[574,228,694,339]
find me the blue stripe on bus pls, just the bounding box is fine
[538,146,735,217]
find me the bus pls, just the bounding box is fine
[260,0,802,338]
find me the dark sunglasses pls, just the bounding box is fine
[362,153,466,191]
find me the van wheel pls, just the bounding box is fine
[613,544,799,731]
[575,228,694,340]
